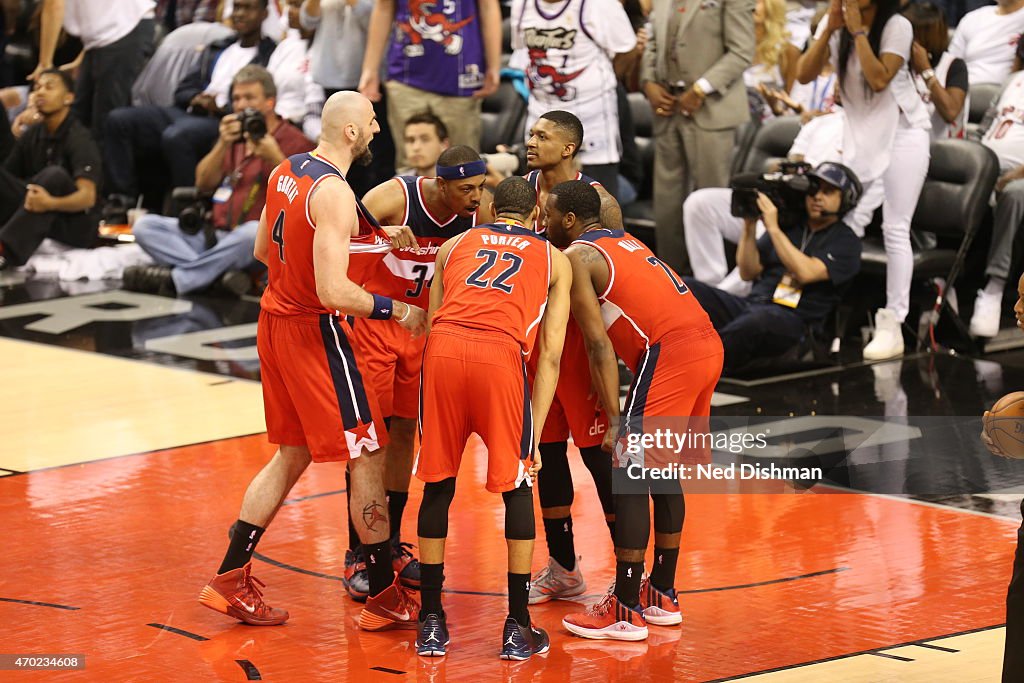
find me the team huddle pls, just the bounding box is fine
[196,91,724,660]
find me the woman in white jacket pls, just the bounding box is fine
[797,0,932,360]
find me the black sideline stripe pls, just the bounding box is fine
[236,660,262,680]
[145,623,209,641]
[0,597,79,610]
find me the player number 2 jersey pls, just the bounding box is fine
[572,229,713,371]
[261,152,392,317]
[433,222,552,354]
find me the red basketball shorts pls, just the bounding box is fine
[258,310,389,463]
[415,326,534,493]
[528,318,609,448]
[349,317,425,420]
[619,325,724,467]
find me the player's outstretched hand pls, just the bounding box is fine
[384,225,418,251]
[396,302,428,337]
[981,412,1010,458]
[529,448,543,478]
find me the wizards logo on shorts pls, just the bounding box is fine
[346,420,380,457]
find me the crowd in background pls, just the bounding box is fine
[2,0,1024,374]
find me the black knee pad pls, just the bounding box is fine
[579,445,614,516]
[613,492,650,551]
[503,481,536,540]
[652,486,684,535]
[536,441,572,509]
[417,477,456,538]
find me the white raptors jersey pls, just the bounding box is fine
[510,0,635,165]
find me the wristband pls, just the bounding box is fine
[852,29,867,37]
[921,68,936,82]
[369,294,394,320]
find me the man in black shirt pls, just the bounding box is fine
[684,162,863,373]
[0,70,102,271]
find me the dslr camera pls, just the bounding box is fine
[172,187,214,237]
[729,161,814,226]
[237,107,267,142]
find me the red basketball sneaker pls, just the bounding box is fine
[359,576,420,631]
[198,562,289,626]
[639,577,682,626]
[562,593,648,641]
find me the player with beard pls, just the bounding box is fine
[198,92,426,632]
[338,145,493,601]
[547,179,723,641]
[521,110,622,602]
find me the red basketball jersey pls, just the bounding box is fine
[433,222,552,354]
[261,152,391,317]
[573,229,713,372]
[361,176,478,307]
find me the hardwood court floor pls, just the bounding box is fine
[0,428,1015,682]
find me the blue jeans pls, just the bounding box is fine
[132,214,258,294]
[684,277,807,373]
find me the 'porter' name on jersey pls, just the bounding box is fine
[481,234,531,251]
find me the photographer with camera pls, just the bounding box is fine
[683,162,862,374]
[123,66,313,297]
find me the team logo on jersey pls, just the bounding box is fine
[524,28,585,101]
[398,0,475,57]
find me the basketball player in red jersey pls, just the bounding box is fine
[337,146,493,601]
[523,111,621,604]
[198,92,425,631]
[547,180,724,641]
[412,177,572,660]
[524,110,623,234]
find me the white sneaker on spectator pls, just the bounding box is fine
[969,289,1003,338]
[863,308,904,360]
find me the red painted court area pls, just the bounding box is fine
[0,435,1015,681]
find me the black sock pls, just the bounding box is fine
[650,547,679,592]
[346,471,359,553]
[218,520,264,574]
[364,540,395,597]
[508,573,531,627]
[419,563,444,619]
[542,517,575,571]
[387,490,409,540]
[615,560,644,608]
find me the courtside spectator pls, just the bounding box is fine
[948,0,1024,86]
[397,112,450,177]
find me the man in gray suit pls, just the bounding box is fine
[641,0,754,273]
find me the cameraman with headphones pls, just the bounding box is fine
[683,162,863,374]
[123,65,312,297]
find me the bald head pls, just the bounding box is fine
[320,91,379,164]
[321,91,372,144]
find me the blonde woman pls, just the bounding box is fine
[747,0,801,92]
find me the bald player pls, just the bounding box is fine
[198,92,425,632]
[338,146,493,600]
[547,180,723,641]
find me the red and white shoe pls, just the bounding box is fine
[359,576,420,631]
[639,577,682,626]
[198,562,289,626]
[562,593,648,641]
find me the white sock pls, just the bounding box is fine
[985,276,1006,297]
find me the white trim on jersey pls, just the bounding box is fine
[397,177,411,226]
[417,177,459,228]
[304,173,336,229]
[573,237,615,300]
[381,251,434,280]
[523,242,553,352]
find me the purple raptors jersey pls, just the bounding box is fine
[388,0,486,97]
